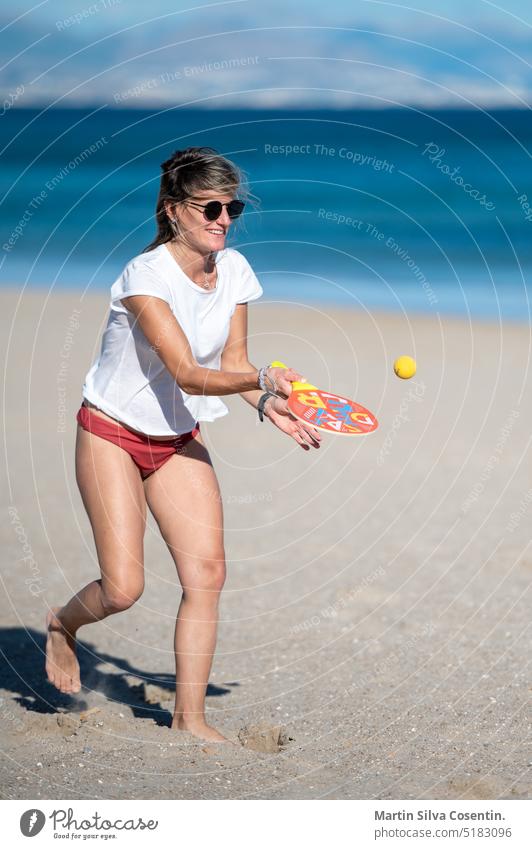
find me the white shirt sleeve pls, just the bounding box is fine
[234,252,264,305]
[110,260,173,313]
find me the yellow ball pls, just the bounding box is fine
[394,355,416,379]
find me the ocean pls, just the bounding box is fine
[2,107,531,319]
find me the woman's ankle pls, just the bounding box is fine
[52,607,78,638]
[172,710,207,729]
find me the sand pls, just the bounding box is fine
[1,288,530,800]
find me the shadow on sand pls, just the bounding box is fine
[1,625,238,727]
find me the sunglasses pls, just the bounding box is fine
[184,198,245,221]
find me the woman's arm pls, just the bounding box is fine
[121,294,297,397]
[220,303,267,409]
[221,304,321,449]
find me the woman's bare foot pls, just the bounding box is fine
[45,607,81,694]
[171,714,232,743]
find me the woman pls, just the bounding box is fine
[45,146,321,743]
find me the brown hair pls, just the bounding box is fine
[142,146,253,252]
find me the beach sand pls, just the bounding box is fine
[1,287,530,800]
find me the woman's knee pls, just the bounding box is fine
[183,554,226,596]
[100,578,145,614]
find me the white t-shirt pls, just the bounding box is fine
[82,243,263,436]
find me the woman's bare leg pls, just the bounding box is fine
[143,434,228,742]
[45,424,147,695]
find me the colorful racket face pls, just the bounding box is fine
[271,361,378,436]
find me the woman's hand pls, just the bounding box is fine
[264,365,303,397]
[264,396,321,451]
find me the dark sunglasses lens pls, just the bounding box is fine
[203,201,223,221]
[227,200,245,219]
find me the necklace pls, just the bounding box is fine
[201,266,214,289]
[167,241,216,290]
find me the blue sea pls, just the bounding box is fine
[2,107,531,319]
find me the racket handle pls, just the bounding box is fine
[270,360,317,391]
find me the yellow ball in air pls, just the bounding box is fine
[394,355,416,379]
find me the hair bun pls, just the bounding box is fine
[161,147,219,173]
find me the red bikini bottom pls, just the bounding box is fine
[76,402,200,480]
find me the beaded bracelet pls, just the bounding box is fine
[257,364,278,393]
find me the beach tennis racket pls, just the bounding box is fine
[271,361,378,437]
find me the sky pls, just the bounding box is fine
[2,0,532,108]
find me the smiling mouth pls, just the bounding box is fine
[206,228,225,235]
